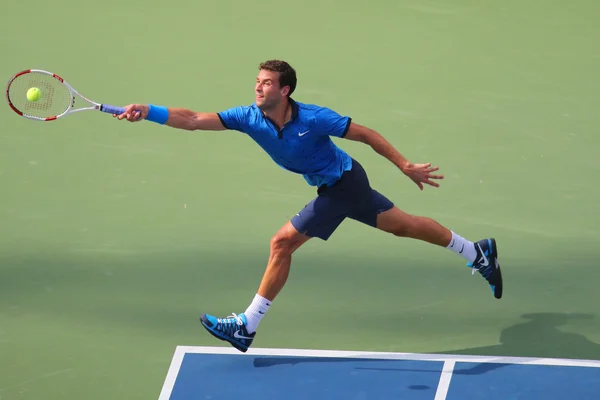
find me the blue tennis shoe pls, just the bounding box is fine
[468,238,503,299]
[200,312,255,353]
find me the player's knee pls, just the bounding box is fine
[270,233,295,257]
[389,225,409,237]
[388,215,419,237]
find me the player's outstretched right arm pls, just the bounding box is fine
[115,104,226,131]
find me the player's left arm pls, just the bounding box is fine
[316,106,443,189]
[316,107,411,171]
[344,122,444,190]
[343,122,412,172]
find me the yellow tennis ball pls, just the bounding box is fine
[27,87,41,102]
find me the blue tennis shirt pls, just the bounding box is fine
[217,98,353,187]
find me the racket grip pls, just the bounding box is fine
[100,104,126,115]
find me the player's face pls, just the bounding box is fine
[255,70,288,110]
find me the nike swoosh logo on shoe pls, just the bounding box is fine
[476,244,489,267]
[233,330,253,340]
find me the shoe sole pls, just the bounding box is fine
[199,314,249,353]
[490,238,503,299]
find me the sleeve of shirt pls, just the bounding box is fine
[314,107,352,138]
[216,106,251,133]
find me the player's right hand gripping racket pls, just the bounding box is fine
[5,69,126,121]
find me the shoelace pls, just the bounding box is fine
[215,313,244,336]
[471,264,493,279]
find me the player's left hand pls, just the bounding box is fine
[402,163,444,190]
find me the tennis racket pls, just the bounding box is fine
[5,69,127,121]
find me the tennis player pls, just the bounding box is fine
[115,60,503,353]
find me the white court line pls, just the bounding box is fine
[157,346,600,400]
[157,347,187,400]
[434,361,455,400]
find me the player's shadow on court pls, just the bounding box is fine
[253,313,600,377]
[437,312,600,375]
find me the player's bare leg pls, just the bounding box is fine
[375,206,453,247]
[256,222,311,300]
[241,222,311,331]
[375,206,503,299]
[199,222,311,352]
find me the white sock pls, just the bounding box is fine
[446,231,477,263]
[244,293,272,333]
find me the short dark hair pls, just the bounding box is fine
[259,60,297,96]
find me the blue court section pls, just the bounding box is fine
[170,354,444,399]
[164,350,600,400]
[447,362,600,400]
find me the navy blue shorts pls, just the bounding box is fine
[291,159,394,240]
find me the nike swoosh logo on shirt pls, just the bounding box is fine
[298,130,309,136]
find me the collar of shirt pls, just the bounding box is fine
[258,98,300,139]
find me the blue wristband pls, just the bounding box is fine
[146,104,169,124]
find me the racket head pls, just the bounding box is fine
[5,69,74,121]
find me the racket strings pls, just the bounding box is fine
[7,72,72,118]
[23,79,55,111]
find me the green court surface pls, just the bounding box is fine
[2,0,600,398]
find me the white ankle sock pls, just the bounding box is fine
[446,231,477,263]
[244,294,271,333]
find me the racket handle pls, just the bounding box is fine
[100,104,126,115]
